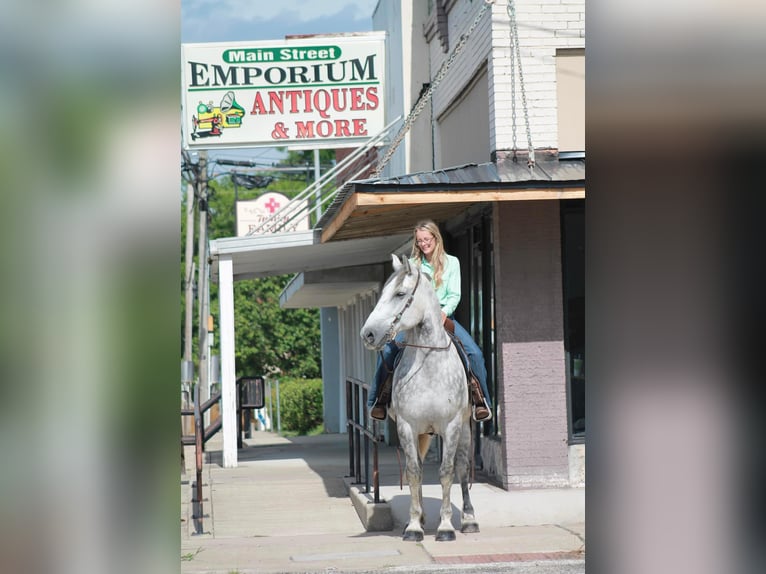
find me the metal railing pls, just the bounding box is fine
[345,377,383,503]
[181,383,222,535]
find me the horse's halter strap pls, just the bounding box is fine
[384,267,453,351]
[385,267,421,343]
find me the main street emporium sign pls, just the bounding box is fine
[182,33,386,150]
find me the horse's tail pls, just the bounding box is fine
[418,433,432,462]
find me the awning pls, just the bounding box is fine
[210,229,409,283]
[317,156,585,241]
[280,263,386,308]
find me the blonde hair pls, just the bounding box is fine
[410,220,447,287]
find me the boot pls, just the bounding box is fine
[469,376,492,422]
[370,373,393,421]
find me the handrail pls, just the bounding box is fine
[181,389,222,446]
[345,377,383,503]
[248,115,403,235]
[180,384,222,535]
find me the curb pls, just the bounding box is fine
[344,476,394,531]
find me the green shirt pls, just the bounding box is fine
[412,254,461,317]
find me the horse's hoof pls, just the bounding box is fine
[403,529,424,542]
[461,523,480,534]
[435,529,456,542]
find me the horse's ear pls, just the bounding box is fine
[391,253,402,271]
[400,254,412,274]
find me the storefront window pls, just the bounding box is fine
[447,210,496,437]
[561,200,585,442]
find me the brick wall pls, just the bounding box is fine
[490,0,585,152]
[494,200,569,488]
[425,0,584,155]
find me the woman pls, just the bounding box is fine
[367,220,492,422]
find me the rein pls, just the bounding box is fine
[396,338,452,351]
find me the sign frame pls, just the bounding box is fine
[182,32,386,150]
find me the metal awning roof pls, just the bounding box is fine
[317,156,585,241]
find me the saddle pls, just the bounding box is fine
[389,318,474,383]
[443,318,477,384]
[374,318,491,422]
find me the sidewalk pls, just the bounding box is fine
[181,431,584,573]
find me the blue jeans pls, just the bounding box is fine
[367,318,491,409]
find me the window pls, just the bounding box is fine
[556,49,585,153]
[561,199,585,442]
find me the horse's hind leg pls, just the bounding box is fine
[397,421,425,542]
[456,420,480,533]
[435,417,463,541]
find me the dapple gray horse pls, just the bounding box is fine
[360,254,479,542]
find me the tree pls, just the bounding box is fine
[233,278,320,378]
[281,148,335,168]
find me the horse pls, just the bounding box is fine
[360,253,479,542]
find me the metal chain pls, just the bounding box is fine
[510,20,517,158]
[372,0,494,178]
[507,0,535,167]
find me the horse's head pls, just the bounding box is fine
[360,253,429,350]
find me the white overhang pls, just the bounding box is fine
[279,262,388,308]
[210,230,409,283]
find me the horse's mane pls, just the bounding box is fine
[382,262,433,291]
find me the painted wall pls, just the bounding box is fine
[493,200,569,488]
[374,0,434,176]
[337,291,381,431]
[437,66,490,167]
[320,307,341,432]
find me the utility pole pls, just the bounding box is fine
[313,149,321,223]
[184,181,196,366]
[197,151,210,407]
[182,179,197,442]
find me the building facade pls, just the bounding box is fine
[211,0,585,490]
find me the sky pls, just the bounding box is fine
[182,0,380,164]
[182,0,379,45]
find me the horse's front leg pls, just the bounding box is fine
[456,419,479,533]
[397,420,425,542]
[435,417,463,541]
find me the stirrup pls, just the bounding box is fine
[370,402,387,421]
[472,401,492,422]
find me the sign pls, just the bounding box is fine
[237,377,264,409]
[182,33,386,149]
[236,192,309,236]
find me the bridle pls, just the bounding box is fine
[383,266,452,351]
[384,267,421,343]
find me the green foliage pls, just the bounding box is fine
[274,378,323,435]
[282,148,335,168]
[234,278,320,378]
